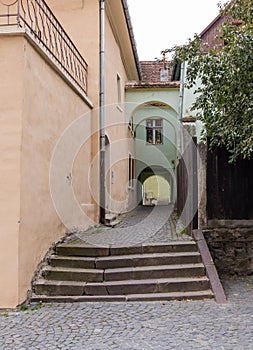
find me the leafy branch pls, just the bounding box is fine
[162,0,253,162]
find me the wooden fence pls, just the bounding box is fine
[177,137,198,231]
[207,144,253,220]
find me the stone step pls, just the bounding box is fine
[34,280,86,296]
[42,266,104,282]
[33,276,210,296]
[95,252,201,269]
[56,241,197,257]
[104,263,205,281]
[56,244,109,257]
[111,242,197,255]
[30,290,214,303]
[32,234,215,302]
[50,255,96,269]
[50,252,201,269]
[42,263,204,283]
[85,276,210,295]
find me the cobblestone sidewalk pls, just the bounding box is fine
[72,205,192,247]
[0,277,253,349]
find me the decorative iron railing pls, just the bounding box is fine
[0,0,87,94]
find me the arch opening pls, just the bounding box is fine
[137,166,174,206]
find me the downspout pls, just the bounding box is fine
[99,0,106,223]
[177,61,185,159]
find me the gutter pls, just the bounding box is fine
[121,0,142,80]
[99,0,106,223]
[177,61,185,159]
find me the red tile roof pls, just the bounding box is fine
[140,61,173,82]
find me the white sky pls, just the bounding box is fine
[127,0,227,60]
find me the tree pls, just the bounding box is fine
[166,0,253,162]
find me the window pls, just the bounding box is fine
[146,119,163,144]
[128,154,135,189]
[128,117,134,137]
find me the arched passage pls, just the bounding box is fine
[143,175,170,206]
[137,166,174,206]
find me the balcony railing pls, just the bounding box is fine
[0,0,87,94]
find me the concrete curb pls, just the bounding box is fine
[193,229,227,304]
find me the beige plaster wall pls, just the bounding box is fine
[48,0,136,214]
[103,9,136,214]
[18,36,93,305]
[0,33,93,307]
[47,0,101,220]
[0,36,24,308]
[1,0,138,307]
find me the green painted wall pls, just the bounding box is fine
[126,87,180,201]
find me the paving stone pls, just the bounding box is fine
[1,277,253,349]
[2,207,252,349]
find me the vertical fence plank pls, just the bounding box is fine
[177,137,198,232]
[207,142,253,220]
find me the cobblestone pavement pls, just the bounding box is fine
[0,277,253,350]
[73,205,192,247]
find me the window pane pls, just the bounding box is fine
[146,120,152,128]
[155,129,163,144]
[146,128,153,144]
[155,119,162,127]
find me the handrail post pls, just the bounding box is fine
[17,0,21,27]
[0,0,88,95]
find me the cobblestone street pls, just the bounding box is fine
[73,205,190,247]
[0,277,253,350]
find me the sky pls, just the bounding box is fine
[127,0,227,61]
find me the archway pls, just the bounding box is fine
[143,175,170,206]
[137,166,174,206]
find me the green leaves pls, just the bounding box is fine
[166,0,253,162]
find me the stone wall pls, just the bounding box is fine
[204,225,253,276]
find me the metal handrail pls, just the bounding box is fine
[0,0,88,94]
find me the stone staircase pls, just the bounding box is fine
[31,240,214,302]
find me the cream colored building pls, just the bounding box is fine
[0,0,140,308]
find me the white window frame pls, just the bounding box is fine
[146,118,163,145]
[128,153,135,190]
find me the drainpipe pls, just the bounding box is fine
[177,61,185,159]
[99,0,106,223]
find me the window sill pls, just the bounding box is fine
[146,143,164,146]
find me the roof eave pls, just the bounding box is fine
[121,0,142,80]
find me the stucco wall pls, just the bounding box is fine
[126,89,180,119]
[47,0,101,219]
[48,0,135,215]
[19,36,93,305]
[103,12,135,214]
[134,111,177,175]
[1,0,139,307]
[0,34,93,308]
[0,36,23,308]
[126,90,179,178]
